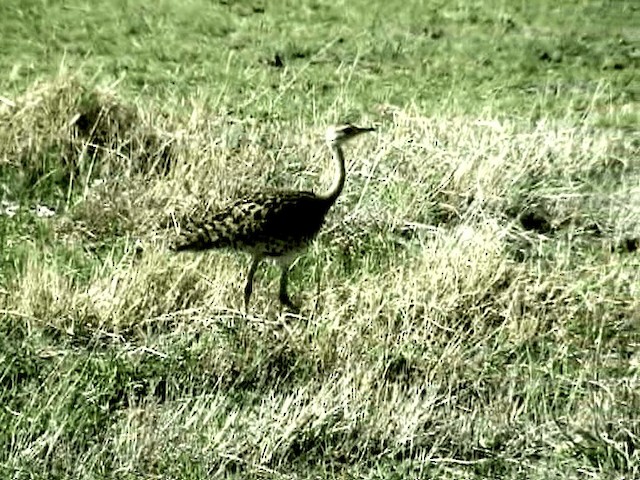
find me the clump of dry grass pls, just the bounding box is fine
[0,74,174,181]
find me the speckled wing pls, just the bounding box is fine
[172,190,331,256]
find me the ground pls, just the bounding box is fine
[0,0,639,478]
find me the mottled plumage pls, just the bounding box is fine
[172,124,375,311]
[173,190,332,256]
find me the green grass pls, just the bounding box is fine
[1,0,639,478]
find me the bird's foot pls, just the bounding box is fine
[279,293,300,314]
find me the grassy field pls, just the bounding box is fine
[1,0,639,478]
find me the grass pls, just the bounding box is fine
[1,0,639,478]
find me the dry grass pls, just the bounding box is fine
[1,74,639,479]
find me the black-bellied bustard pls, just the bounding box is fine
[172,124,375,311]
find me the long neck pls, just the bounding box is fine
[318,143,345,205]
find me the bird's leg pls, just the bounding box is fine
[278,262,299,313]
[244,254,262,313]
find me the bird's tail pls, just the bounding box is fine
[170,221,233,252]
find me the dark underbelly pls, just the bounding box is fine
[241,235,314,257]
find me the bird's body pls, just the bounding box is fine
[172,124,375,311]
[174,190,332,257]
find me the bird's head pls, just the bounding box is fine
[325,123,375,146]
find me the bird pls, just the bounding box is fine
[171,123,375,312]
